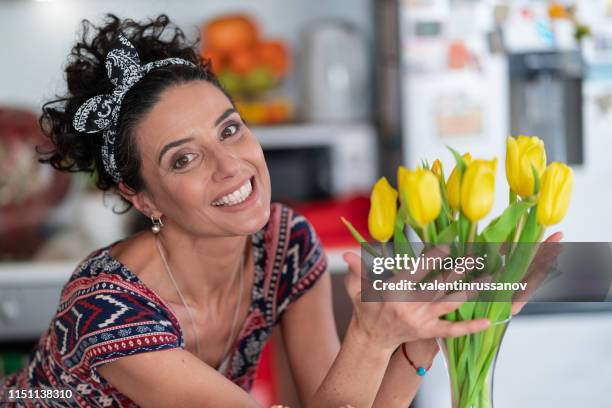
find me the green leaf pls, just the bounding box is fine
[518,205,542,243]
[509,190,517,205]
[436,176,452,230]
[394,206,415,258]
[437,222,458,243]
[340,217,382,257]
[426,222,437,245]
[458,301,476,321]
[447,145,467,175]
[458,212,470,245]
[480,201,532,243]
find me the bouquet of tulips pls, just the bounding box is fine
[342,136,573,408]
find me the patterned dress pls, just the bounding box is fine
[1,203,327,407]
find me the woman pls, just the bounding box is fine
[1,14,506,408]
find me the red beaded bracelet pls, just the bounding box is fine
[401,343,432,377]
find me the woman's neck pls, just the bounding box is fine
[154,224,249,305]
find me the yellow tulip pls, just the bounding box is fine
[400,167,442,226]
[397,165,409,204]
[537,162,573,226]
[368,177,398,241]
[446,153,473,211]
[461,158,497,222]
[431,159,443,179]
[506,135,547,197]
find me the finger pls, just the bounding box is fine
[422,244,450,259]
[343,252,364,300]
[442,260,480,284]
[431,273,492,305]
[544,231,563,243]
[511,301,527,315]
[498,243,508,257]
[411,245,451,277]
[427,300,465,317]
[427,318,491,338]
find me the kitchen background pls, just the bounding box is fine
[1,0,612,407]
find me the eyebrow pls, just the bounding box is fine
[215,108,237,127]
[157,108,238,164]
[158,137,195,164]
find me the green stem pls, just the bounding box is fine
[509,190,517,205]
[380,243,398,274]
[445,337,461,403]
[428,222,438,245]
[466,221,476,256]
[422,225,430,244]
[509,213,526,256]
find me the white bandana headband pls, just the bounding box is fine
[72,35,196,182]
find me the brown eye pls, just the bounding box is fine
[221,123,240,140]
[172,153,196,170]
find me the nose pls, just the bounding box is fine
[210,144,242,182]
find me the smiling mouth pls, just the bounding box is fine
[211,177,255,207]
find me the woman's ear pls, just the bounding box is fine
[118,182,161,218]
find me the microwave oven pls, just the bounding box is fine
[253,123,378,203]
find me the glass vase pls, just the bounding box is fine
[437,317,511,408]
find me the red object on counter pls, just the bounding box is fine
[290,193,372,248]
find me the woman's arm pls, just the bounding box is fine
[281,252,490,408]
[280,271,394,408]
[97,348,261,408]
[280,269,438,408]
[372,340,439,407]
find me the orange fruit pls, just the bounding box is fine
[228,47,258,76]
[235,100,266,124]
[265,101,291,123]
[256,40,290,76]
[203,14,259,54]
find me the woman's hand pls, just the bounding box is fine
[511,231,564,315]
[343,251,490,353]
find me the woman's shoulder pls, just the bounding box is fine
[55,237,182,367]
[62,233,166,315]
[265,202,317,239]
[265,202,328,319]
[267,202,323,252]
[69,231,150,280]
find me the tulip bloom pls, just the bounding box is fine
[400,167,442,226]
[537,162,573,226]
[368,177,398,241]
[447,153,472,211]
[431,159,443,179]
[461,158,497,222]
[397,166,409,204]
[506,135,547,198]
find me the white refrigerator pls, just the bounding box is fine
[374,1,612,407]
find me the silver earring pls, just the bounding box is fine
[151,216,164,234]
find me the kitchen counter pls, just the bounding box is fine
[0,248,354,341]
[0,246,354,287]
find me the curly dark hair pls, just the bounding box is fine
[38,14,231,211]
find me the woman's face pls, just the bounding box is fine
[132,80,271,237]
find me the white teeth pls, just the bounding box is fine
[211,179,253,207]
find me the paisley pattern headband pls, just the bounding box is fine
[72,35,196,182]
